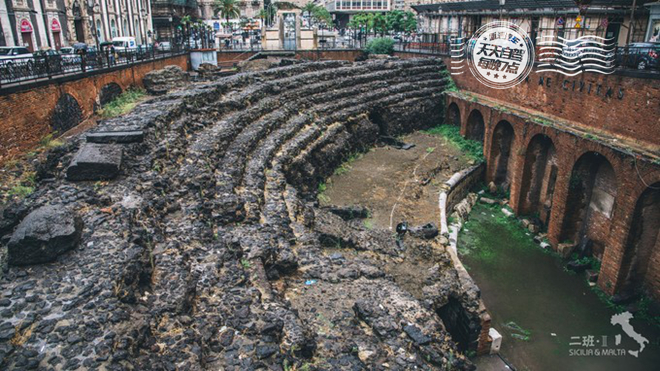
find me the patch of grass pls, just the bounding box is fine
[426,147,435,154]
[240,259,251,269]
[362,218,373,230]
[98,88,147,118]
[38,133,64,149]
[7,185,34,198]
[334,152,363,176]
[317,182,330,204]
[440,69,459,92]
[424,124,484,162]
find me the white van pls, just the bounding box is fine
[111,37,137,54]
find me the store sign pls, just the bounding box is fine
[20,19,33,33]
[52,19,61,32]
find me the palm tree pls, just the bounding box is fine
[214,0,241,32]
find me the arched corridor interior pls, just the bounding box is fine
[518,135,557,225]
[560,152,617,259]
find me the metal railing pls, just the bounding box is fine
[0,43,187,89]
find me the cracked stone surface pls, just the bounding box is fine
[0,58,482,370]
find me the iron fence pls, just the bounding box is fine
[0,44,187,88]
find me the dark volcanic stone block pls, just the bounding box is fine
[66,144,123,181]
[8,205,83,265]
[86,131,144,144]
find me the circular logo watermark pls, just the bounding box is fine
[466,21,535,89]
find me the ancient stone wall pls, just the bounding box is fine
[0,59,483,370]
[0,54,189,163]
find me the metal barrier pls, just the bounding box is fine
[0,47,187,88]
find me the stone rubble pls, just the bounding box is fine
[0,58,482,370]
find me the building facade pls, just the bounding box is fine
[413,0,649,46]
[0,0,153,51]
[1,0,70,51]
[65,0,154,47]
[151,0,199,41]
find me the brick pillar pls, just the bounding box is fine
[598,181,637,296]
[546,151,573,247]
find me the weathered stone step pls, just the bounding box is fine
[66,143,123,181]
[86,130,145,144]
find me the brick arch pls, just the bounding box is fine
[465,109,485,143]
[446,102,461,127]
[98,82,123,107]
[517,133,558,225]
[559,151,618,259]
[618,181,660,300]
[51,93,83,133]
[487,120,515,189]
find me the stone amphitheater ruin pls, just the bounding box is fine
[0,58,488,370]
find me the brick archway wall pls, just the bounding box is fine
[0,54,189,162]
[445,95,660,300]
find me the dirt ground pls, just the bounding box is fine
[323,131,472,231]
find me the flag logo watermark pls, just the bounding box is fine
[568,311,649,358]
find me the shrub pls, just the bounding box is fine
[365,37,395,55]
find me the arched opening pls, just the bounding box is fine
[51,93,83,133]
[99,83,122,106]
[518,134,557,225]
[619,183,660,297]
[466,109,485,143]
[446,103,461,127]
[488,120,515,190]
[560,152,617,259]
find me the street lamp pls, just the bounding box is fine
[499,0,506,20]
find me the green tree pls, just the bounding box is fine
[403,11,417,34]
[386,10,405,33]
[214,0,241,32]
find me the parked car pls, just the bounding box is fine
[0,46,32,61]
[616,42,660,70]
[32,49,63,74]
[59,46,82,67]
[0,46,33,80]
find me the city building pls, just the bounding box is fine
[0,0,154,51]
[65,0,154,47]
[413,0,649,45]
[323,0,391,27]
[151,0,199,41]
[1,0,70,50]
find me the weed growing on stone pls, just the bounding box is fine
[240,259,251,269]
[334,152,363,176]
[423,125,484,162]
[99,88,147,118]
[38,133,63,149]
[317,182,330,204]
[440,69,459,92]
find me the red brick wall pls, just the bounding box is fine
[446,94,660,301]
[0,54,189,162]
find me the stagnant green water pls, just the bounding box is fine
[459,203,660,371]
